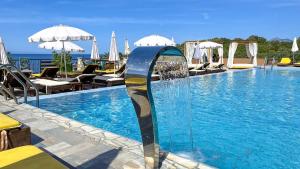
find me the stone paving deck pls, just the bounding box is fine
[0,98,214,169]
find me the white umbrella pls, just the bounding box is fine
[134,34,175,46]
[39,41,84,74]
[28,24,94,78]
[108,31,119,74]
[28,24,93,42]
[124,39,130,56]
[91,37,100,60]
[292,37,299,63]
[0,37,9,64]
[38,41,85,52]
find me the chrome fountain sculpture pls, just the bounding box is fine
[125,46,189,169]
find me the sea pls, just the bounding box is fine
[11,53,91,60]
[11,53,91,73]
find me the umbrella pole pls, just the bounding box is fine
[63,41,68,79]
[293,52,295,63]
[60,52,63,74]
[114,60,116,75]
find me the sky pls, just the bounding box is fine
[0,0,299,54]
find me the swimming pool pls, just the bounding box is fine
[29,68,300,169]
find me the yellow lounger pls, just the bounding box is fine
[95,69,116,74]
[31,67,59,78]
[0,113,21,130]
[277,58,292,66]
[230,64,254,69]
[0,145,68,169]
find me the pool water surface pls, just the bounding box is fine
[30,68,300,169]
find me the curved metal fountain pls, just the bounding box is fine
[125,46,188,169]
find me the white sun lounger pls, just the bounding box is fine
[31,79,79,94]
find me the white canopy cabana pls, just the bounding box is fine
[227,41,258,69]
[186,41,223,69]
[184,41,223,66]
[134,35,175,47]
[0,37,9,64]
[187,44,203,69]
[198,41,223,68]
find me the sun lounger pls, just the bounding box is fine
[95,64,125,75]
[0,145,68,169]
[213,63,225,69]
[277,58,292,66]
[93,67,161,87]
[188,64,203,70]
[189,63,210,76]
[0,113,21,130]
[59,65,98,77]
[93,76,125,87]
[229,64,254,69]
[293,62,300,67]
[0,113,31,150]
[206,64,226,73]
[81,64,98,74]
[31,79,80,94]
[31,67,59,78]
[54,74,96,89]
[151,74,161,81]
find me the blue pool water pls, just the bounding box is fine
[29,68,300,169]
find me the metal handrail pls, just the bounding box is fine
[0,64,39,107]
[0,83,18,103]
[7,64,40,107]
[271,57,275,70]
[263,57,268,69]
[0,64,28,103]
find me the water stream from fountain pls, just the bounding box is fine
[151,57,194,159]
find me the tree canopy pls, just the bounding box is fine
[177,35,300,60]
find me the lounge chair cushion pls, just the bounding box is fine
[0,113,21,130]
[0,145,67,169]
[31,73,42,78]
[294,62,300,67]
[194,64,204,70]
[279,58,291,64]
[31,79,70,87]
[95,69,116,74]
[230,64,254,69]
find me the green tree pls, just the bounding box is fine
[179,35,297,60]
[52,51,72,72]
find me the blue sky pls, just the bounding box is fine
[0,0,299,54]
